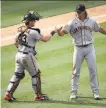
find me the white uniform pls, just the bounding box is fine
[64,17,100,95]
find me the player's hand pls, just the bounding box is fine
[54,26,65,36]
[55,26,63,33]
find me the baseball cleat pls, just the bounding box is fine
[41,94,49,100]
[4,93,14,102]
[70,93,77,99]
[34,96,42,101]
[34,94,49,101]
[12,96,16,100]
[93,93,100,100]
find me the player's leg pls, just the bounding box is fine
[4,72,25,101]
[24,54,41,96]
[24,53,47,100]
[4,53,25,101]
[71,46,84,99]
[85,44,100,100]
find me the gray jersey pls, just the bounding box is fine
[66,17,100,96]
[15,29,42,53]
[64,17,100,46]
[8,29,43,96]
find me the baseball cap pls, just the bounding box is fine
[75,4,86,12]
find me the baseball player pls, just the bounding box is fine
[4,10,56,102]
[55,4,106,100]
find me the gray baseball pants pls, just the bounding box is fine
[71,43,99,95]
[7,52,39,95]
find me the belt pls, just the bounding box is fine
[76,44,90,47]
[18,51,28,54]
[20,43,34,49]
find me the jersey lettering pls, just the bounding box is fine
[73,26,92,33]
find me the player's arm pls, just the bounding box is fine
[40,31,56,42]
[93,20,106,35]
[32,29,55,42]
[40,27,68,41]
[98,27,106,35]
[55,21,71,36]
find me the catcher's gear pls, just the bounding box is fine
[32,69,42,96]
[29,27,41,34]
[18,32,28,47]
[22,10,42,22]
[7,72,25,96]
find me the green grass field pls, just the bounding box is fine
[1,1,106,27]
[1,22,106,108]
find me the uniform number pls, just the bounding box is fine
[22,34,26,43]
[18,33,27,43]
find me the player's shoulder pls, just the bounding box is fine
[29,28,41,34]
[89,17,97,23]
[29,28,38,36]
[29,28,41,38]
[67,17,76,25]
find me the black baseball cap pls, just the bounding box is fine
[75,4,86,12]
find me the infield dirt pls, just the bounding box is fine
[1,5,106,46]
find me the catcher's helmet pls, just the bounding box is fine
[22,10,42,22]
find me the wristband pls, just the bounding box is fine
[50,31,56,36]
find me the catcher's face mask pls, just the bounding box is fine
[22,10,42,22]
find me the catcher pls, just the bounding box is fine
[4,10,56,101]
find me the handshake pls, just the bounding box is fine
[51,26,64,36]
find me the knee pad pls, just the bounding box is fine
[32,70,40,78]
[31,72,41,86]
[15,72,25,80]
[8,74,22,93]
